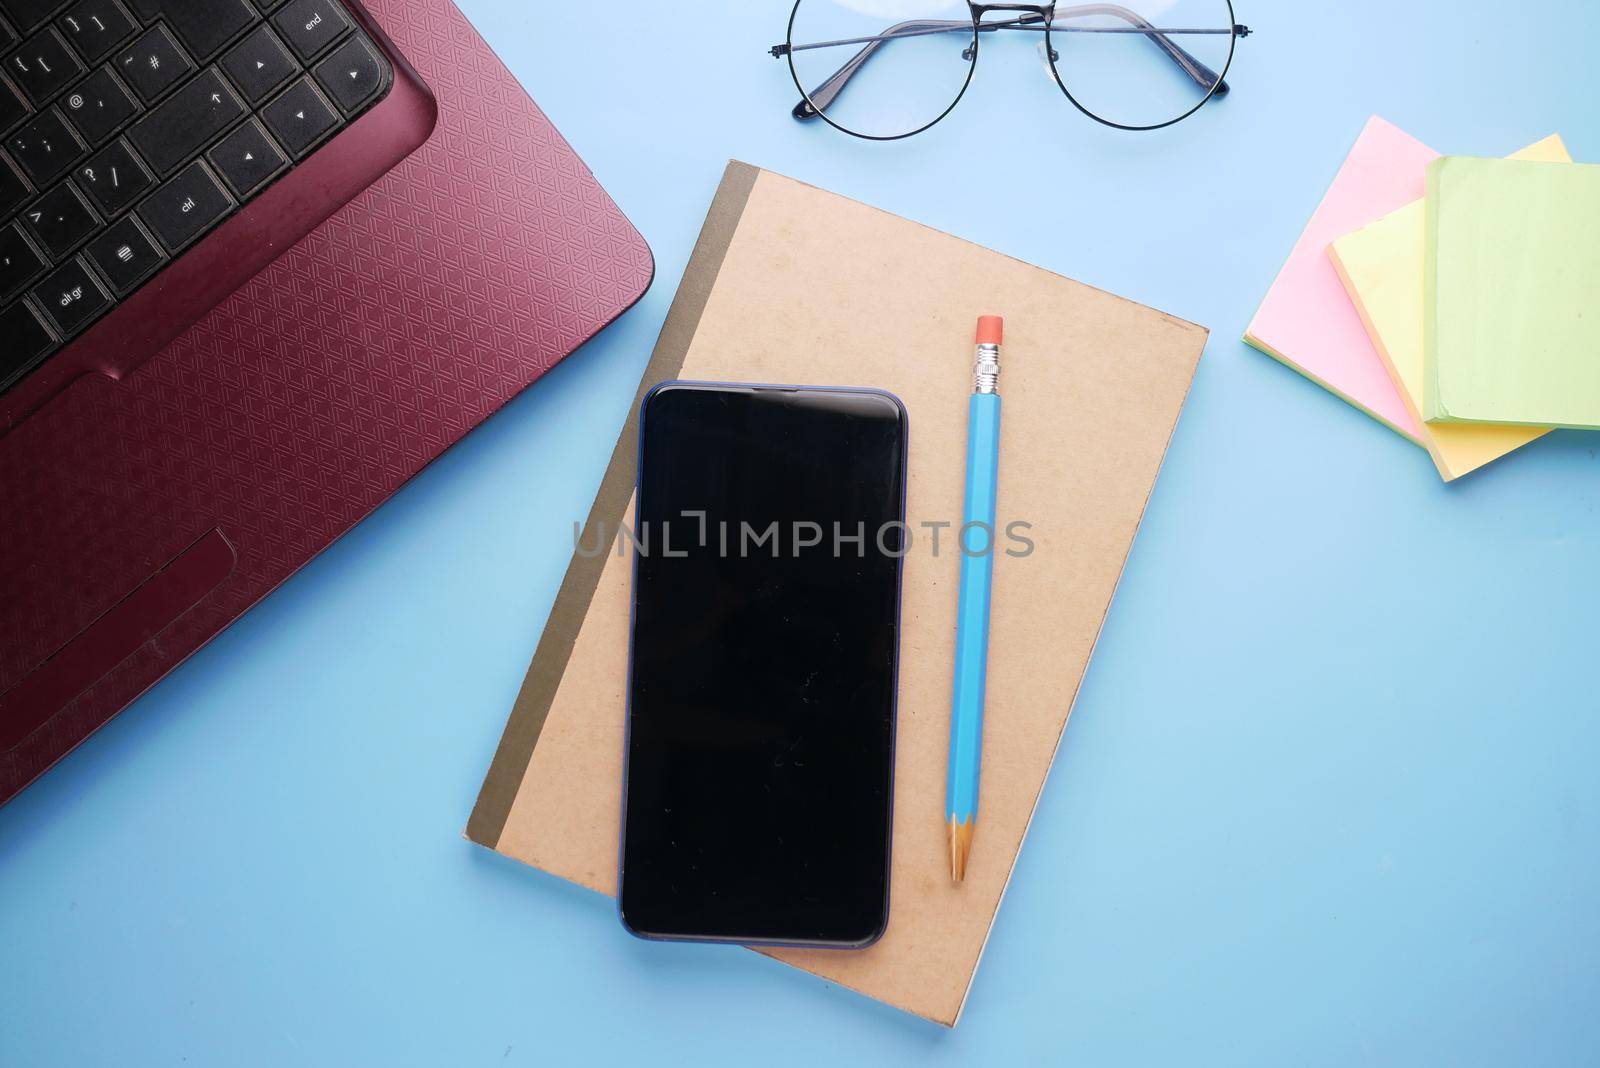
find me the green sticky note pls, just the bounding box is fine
[1424,157,1600,429]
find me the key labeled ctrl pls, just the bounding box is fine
[136,159,235,253]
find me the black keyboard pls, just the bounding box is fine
[0,0,391,392]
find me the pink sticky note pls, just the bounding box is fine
[1246,116,1439,444]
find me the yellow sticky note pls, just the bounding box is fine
[1328,135,1568,481]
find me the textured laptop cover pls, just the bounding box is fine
[468,163,1208,1026]
[0,0,653,804]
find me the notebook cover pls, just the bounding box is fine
[1424,156,1600,429]
[1327,136,1567,481]
[1244,116,1437,444]
[467,162,1208,1027]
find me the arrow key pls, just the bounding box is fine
[207,117,286,200]
[260,76,340,160]
[221,24,298,106]
[312,33,387,115]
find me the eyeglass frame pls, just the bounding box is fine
[771,1,1250,141]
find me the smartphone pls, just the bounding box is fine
[619,382,908,948]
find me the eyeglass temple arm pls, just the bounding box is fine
[775,5,1233,122]
[783,19,971,120]
[1065,4,1228,94]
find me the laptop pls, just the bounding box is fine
[0,0,654,806]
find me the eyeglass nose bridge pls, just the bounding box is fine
[962,3,1056,60]
[969,2,1055,13]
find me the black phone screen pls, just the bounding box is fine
[619,383,907,947]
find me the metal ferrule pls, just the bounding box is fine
[973,343,1001,395]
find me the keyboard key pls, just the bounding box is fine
[5,26,84,104]
[272,0,349,62]
[136,157,231,251]
[0,219,47,298]
[0,0,67,35]
[0,298,56,382]
[28,253,107,335]
[57,0,137,63]
[125,0,255,61]
[221,24,296,106]
[84,211,161,292]
[59,64,137,144]
[312,32,383,115]
[114,24,191,103]
[0,73,26,132]
[127,67,243,176]
[207,117,284,198]
[0,147,28,214]
[7,106,83,184]
[74,135,147,214]
[20,177,98,258]
[0,18,14,52]
[260,76,337,159]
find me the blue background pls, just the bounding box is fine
[5,2,1599,1063]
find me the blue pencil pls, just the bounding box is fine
[948,315,1004,882]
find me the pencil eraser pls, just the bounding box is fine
[976,316,1004,346]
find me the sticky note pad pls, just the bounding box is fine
[1425,157,1600,429]
[1329,136,1568,480]
[1246,116,1439,444]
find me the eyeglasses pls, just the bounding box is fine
[771,2,1250,141]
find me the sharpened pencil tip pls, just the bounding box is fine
[950,819,974,882]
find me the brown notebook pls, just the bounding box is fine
[467,162,1208,1026]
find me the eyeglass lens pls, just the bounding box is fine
[785,1,1235,139]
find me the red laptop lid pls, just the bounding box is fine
[0,0,654,805]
